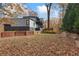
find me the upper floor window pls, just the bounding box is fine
[26,20,29,25]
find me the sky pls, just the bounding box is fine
[23,3,60,20]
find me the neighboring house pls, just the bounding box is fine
[3,16,43,31]
[0,3,43,31]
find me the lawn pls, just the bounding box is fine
[0,34,79,56]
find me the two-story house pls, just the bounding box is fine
[0,3,43,31]
[3,16,43,31]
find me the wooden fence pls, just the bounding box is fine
[0,31,34,38]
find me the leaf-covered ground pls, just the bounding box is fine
[0,34,79,56]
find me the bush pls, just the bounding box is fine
[42,28,56,34]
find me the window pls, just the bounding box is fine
[33,22,35,26]
[26,20,29,25]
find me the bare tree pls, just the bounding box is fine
[1,3,25,18]
[45,3,52,29]
[59,4,68,19]
[58,3,68,28]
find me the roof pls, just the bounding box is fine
[23,16,43,26]
[23,16,40,21]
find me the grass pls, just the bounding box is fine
[0,34,79,56]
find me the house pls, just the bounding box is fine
[0,3,43,32]
[3,16,43,31]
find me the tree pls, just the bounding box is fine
[58,3,68,28]
[45,3,52,29]
[59,4,68,18]
[72,4,79,33]
[1,3,25,18]
[62,3,79,33]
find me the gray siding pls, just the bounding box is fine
[11,18,28,26]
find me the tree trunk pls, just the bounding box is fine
[48,10,50,29]
[46,3,52,30]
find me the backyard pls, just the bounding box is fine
[0,33,79,56]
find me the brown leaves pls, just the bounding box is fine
[0,34,79,56]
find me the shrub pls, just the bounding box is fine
[62,4,79,33]
[42,28,56,34]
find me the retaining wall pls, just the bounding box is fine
[0,31,34,38]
